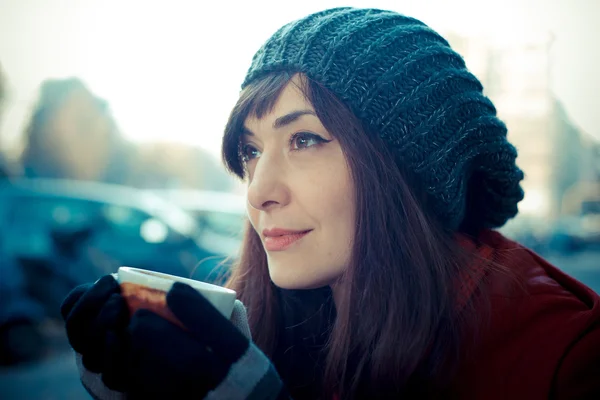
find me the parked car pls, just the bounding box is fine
[0,179,233,323]
[547,214,600,253]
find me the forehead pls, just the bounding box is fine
[244,75,314,129]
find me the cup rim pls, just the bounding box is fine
[116,266,236,296]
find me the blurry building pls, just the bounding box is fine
[127,141,236,192]
[446,32,599,221]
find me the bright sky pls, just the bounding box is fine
[0,0,598,157]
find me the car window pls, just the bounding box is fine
[581,201,600,215]
[8,195,101,229]
[6,194,190,249]
[4,195,102,258]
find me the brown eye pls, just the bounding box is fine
[290,132,329,150]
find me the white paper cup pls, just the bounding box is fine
[114,267,237,325]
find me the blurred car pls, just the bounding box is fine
[501,213,600,255]
[547,214,600,253]
[148,189,247,257]
[0,178,233,321]
[499,216,550,253]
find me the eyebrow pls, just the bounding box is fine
[242,109,317,136]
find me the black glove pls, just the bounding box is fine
[125,282,288,399]
[60,275,131,391]
[62,277,288,399]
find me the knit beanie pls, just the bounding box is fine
[242,7,524,231]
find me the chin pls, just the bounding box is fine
[268,265,339,290]
[269,273,313,290]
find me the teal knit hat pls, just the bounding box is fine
[242,7,524,230]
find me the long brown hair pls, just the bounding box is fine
[222,72,492,399]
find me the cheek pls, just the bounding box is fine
[322,196,355,262]
[303,164,355,255]
[315,167,354,224]
[328,176,355,253]
[246,204,260,231]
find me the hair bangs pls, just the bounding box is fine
[222,72,296,178]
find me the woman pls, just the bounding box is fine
[61,7,600,399]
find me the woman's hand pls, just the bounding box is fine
[122,282,245,397]
[126,282,287,399]
[62,277,288,399]
[60,275,131,391]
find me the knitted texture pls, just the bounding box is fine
[242,7,524,230]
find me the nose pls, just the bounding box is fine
[247,152,291,211]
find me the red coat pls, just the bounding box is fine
[451,230,600,399]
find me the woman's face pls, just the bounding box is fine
[242,76,355,290]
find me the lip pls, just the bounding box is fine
[262,228,312,252]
